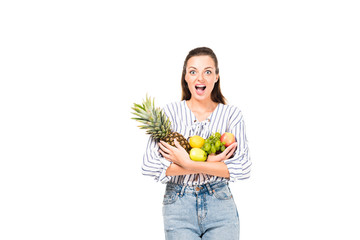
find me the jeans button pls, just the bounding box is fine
[195,187,200,191]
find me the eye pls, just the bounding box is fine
[189,70,196,74]
[205,70,212,75]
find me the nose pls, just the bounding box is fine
[197,73,205,82]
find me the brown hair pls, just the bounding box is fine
[181,47,226,104]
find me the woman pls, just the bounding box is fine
[142,47,251,240]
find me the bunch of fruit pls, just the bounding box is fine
[131,95,236,163]
[188,132,235,162]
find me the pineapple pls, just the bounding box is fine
[131,95,191,152]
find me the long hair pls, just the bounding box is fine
[181,47,226,104]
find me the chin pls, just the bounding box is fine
[192,93,210,101]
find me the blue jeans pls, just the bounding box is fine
[162,181,240,240]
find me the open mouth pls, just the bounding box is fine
[195,85,206,94]
[195,85,206,90]
[195,85,206,95]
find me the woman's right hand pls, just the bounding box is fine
[158,139,193,168]
[206,142,237,162]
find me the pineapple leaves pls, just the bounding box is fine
[131,95,172,140]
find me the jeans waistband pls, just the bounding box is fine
[166,181,228,197]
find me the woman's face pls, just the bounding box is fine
[185,55,219,102]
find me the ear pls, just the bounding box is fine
[215,74,219,82]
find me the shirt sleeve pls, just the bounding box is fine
[141,135,172,184]
[223,111,252,182]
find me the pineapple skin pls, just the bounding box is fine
[162,132,191,153]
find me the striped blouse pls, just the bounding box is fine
[142,100,251,186]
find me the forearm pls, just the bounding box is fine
[166,163,199,176]
[187,161,230,179]
[166,161,230,179]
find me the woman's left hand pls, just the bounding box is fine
[207,142,238,162]
[158,139,192,168]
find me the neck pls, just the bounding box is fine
[187,98,218,113]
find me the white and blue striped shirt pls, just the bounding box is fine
[142,100,251,186]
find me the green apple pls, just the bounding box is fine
[189,148,207,161]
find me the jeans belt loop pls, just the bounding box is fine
[180,185,186,197]
[205,183,213,195]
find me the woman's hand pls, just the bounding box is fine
[206,142,238,162]
[158,139,192,169]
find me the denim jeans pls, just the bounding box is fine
[162,181,240,240]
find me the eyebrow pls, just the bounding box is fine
[188,66,214,69]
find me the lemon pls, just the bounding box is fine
[189,135,205,148]
[189,148,207,161]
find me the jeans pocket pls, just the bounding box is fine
[213,185,233,200]
[163,188,179,205]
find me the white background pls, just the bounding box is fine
[1,0,359,239]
